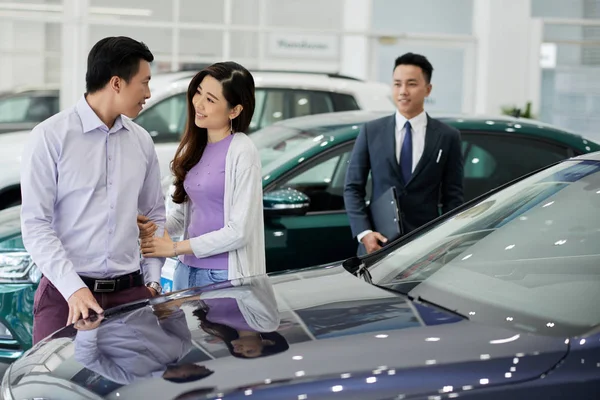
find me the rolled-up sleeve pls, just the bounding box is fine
[138,144,166,284]
[20,126,85,300]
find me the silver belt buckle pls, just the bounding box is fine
[94,279,116,292]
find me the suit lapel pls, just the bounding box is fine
[408,115,442,184]
[383,115,403,183]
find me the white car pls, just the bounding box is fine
[0,70,393,209]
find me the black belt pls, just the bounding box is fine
[81,271,144,293]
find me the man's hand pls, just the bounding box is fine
[74,313,104,331]
[67,287,104,326]
[361,231,388,254]
[147,287,158,297]
[137,215,158,239]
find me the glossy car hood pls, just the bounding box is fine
[5,265,571,400]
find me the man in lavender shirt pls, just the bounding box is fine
[20,36,166,344]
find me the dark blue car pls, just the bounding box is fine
[2,152,600,399]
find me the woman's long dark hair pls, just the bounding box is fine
[170,61,255,204]
[192,307,289,359]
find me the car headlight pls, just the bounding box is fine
[0,252,41,284]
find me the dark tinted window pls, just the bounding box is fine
[330,93,359,111]
[461,132,570,201]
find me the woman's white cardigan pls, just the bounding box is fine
[165,133,266,279]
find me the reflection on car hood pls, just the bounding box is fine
[5,265,576,400]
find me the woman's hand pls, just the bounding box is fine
[141,230,175,258]
[137,215,158,239]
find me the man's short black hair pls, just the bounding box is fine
[394,52,434,83]
[86,36,154,93]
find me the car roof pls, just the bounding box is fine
[271,110,600,152]
[0,85,59,97]
[143,70,392,111]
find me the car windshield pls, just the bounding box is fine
[369,158,600,336]
[252,123,353,176]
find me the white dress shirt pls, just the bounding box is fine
[20,96,166,300]
[357,110,428,243]
[395,110,428,171]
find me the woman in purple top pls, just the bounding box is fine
[139,62,266,290]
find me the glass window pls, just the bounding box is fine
[273,145,352,212]
[330,93,360,111]
[249,90,267,132]
[26,96,59,122]
[369,159,600,336]
[253,124,351,176]
[290,91,334,118]
[0,207,25,251]
[0,234,24,251]
[135,94,186,143]
[461,133,570,201]
[252,90,337,131]
[259,91,286,128]
[0,96,30,123]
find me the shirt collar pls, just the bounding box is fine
[395,109,427,131]
[76,95,130,134]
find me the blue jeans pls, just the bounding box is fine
[173,260,229,291]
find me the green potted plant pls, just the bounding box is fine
[501,101,535,119]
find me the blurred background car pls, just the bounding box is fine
[0,86,59,134]
[0,70,393,209]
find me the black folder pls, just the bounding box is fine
[367,186,403,242]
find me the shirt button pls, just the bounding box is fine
[109,229,113,234]
[108,156,112,161]
[109,181,113,186]
[110,204,114,209]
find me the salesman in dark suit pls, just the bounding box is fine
[344,52,464,255]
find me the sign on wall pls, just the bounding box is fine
[267,33,339,59]
[540,43,557,69]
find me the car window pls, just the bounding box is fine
[330,93,360,111]
[135,93,186,143]
[257,91,286,128]
[0,95,30,123]
[290,91,334,118]
[461,132,570,201]
[252,90,337,131]
[26,96,58,122]
[0,233,24,251]
[254,123,354,177]
[0,208,24,251]
[249,90,267,132]
[273,145,353,213]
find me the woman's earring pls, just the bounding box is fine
[230,118,233,134]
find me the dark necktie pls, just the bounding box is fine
[400,121,413,184]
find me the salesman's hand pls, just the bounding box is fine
[137,214,158,239]
[67,287,104,326]
[361,231,388,254]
